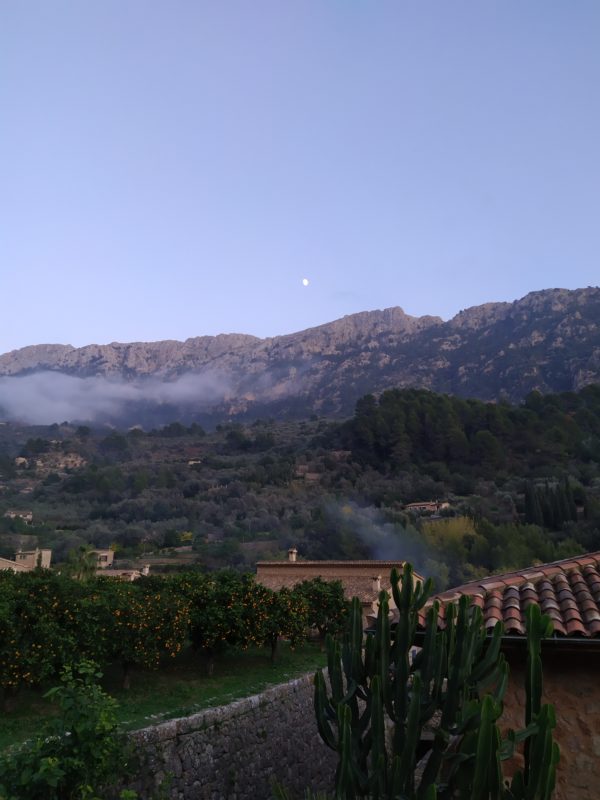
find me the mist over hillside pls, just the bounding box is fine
[1,287,599,426]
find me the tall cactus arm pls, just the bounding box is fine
[314,669,338,750]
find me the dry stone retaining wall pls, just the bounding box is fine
[125,673,336,800]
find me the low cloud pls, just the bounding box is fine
[0,371,229,425]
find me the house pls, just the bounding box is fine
[98,565,150,581]
[14,548,52,569]
[0,548,52,572]
[256,548,424,622]
[93,549,115,569]
[4,509,33,523]
[414,552,600,800]
[404,500,450,514]
[0,556,29,573]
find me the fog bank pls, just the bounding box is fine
[0,371,228,425]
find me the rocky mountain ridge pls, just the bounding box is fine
[1,287,599,425]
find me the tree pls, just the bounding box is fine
[64,545,98,582]
[294,578,347,640]
[0,572,79,708]
[258,586,308,662]
[173,571,260,673]
[105,580,189,688]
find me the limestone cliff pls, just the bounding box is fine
[1,287,599,424]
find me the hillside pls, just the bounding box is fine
[1,385,599,589]
[1,287,600,425]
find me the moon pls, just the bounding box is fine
[302,278,309,287]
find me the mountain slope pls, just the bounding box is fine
[1,287,599,424]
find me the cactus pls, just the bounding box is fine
[313,563,559,800]
[505,603,559,800]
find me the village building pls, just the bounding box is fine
[0,556,29,573]
[3,509,33,523]
[409,552,600,800]
[15,548,52,569]
[93,548,115,568]
[403,500,450,514]
[256,548,424,622]
[0,548,52,572]
[98,565,150,581]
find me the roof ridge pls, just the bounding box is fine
[437,550,600,599]
[422,550,600,642]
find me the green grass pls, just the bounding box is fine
[0,642,326,752]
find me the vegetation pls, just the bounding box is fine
[0,384,599,589]
[0,661,134,800]
[0,642,326,754]
[314,564,559,799]
[0,570,344,706]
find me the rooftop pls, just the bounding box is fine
[419,552,600,640]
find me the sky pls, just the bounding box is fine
[2,1,600,354]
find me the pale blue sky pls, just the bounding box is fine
[2,2,599,353]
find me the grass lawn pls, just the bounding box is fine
[0,642,326,752]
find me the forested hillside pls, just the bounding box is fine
[0,385,599,589]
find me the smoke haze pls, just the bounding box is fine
[327,501,433,582]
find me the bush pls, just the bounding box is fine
[0,661,134,800]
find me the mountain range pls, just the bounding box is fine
[1,287,599,426]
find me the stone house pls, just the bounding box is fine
[3,509,33,523]
[98,565,150,581]
[256,548,424,621]
[418,552,600,800]
[0,556,29,573]
[404,500,450,514]
[93,548,115,569]
[0,548,52,571]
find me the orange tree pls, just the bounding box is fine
[253,584,309,661]
[104,578,190,688]
[66,578,120,668]
[294,577,348,640]
[0,571,80,707]
[172,571,267,673]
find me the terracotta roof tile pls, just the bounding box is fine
[505,621,525,634]
[423,551,600,641]
[566,619,588,636]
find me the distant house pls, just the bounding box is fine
[256,548,424,622]
[4,509,33,524]
[294,465,321,482]
[14,548,52,569]
[93,549,115,569]
[404,500,450,514]
[99,565,150,582]
[0,556,29,573]
[412,552,600,800]
[0,548,52,572]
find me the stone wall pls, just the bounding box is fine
[125,673,336,800]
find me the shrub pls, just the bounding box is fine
[0,661,134,800]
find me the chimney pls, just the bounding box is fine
[372,575,381,594]
[288,547,298,563]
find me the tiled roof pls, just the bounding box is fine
[418,552,600,639]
